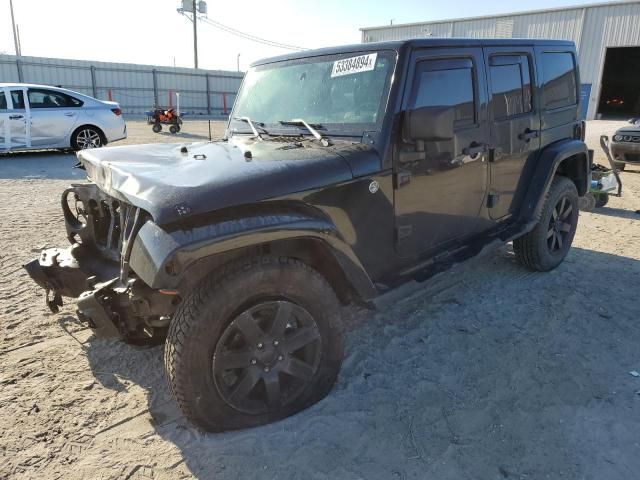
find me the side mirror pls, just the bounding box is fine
[403,106,454,143]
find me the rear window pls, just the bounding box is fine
[28,89,84,108]
[490,55,533,119]
[0,93,6,110]
[542,52,577,110]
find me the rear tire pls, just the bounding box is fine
[169,125,178,134]
[579,193,596,212]
[152,123,162,133]
[71,126,104,151]
[514,176,579,272]
[594,193,609,208]
[164,256,343,432]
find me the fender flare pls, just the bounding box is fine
[129,209,378,302]
[519,139,589,222]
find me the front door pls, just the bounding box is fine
[7,88,30,149]
[394,47,490,257]
[484,46,540,220]
[0,89,8,150]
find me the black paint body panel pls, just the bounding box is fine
[27,38,589,314]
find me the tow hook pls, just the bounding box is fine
[45,288,63,313]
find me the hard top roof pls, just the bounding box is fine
[252,38,574,66]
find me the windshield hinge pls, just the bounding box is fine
[362,131,376,146]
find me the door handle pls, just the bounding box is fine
[64,112,76,117]
[518,128,540,142]
[9,114,24,120]
[462,142,488,158]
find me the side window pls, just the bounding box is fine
[489,54,533,119]
[0,92,7,110]
[542,52,577,110]
[28,89,84,108]
[412,58,476,128]
[10,90,25,110]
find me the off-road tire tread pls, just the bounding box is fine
[164,256,342,431]
[513,176,578,272]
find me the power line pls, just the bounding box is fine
[196,15,307,51]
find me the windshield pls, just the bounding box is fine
[231,50,396,134]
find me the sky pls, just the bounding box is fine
[0,0,618,71]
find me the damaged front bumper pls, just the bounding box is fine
[24,184,175,340]
[24,244,122,336]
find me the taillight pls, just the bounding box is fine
[574,121,586,141]
[111,108,122,116]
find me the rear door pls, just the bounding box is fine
[7,88,30,149]
[0,89,8,150]
[394,47,490,257]
[484,46,540,220]
[27,88,81,146]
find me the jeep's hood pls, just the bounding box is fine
[77,138,364,225]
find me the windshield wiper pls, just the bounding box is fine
[234,116,267,140]
[279,119,332,146]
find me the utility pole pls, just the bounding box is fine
[178,1,205,69]
[192,0,198,69]
[9,0,21,57]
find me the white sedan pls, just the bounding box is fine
[0,83,127,152]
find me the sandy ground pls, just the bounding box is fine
[1,119,639,479]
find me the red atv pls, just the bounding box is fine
[147,107,183,134]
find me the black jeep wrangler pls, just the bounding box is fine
[25,39,589,432]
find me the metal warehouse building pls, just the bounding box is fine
[361,0,640,120]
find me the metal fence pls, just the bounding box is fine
[0,54,244,116]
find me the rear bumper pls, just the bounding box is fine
[104,119,127,144]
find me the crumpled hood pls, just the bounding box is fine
[77,138,357,225]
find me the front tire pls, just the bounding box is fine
[514,176,579,272]
[164,256,343,432]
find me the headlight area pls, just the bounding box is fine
[613,134,639,143]
[24,184,177,344]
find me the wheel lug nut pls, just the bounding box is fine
[264,367,270,372]
[273,340,279,346]
[257,342,263,349]
[277,355,283,361]
[251,358,257,365]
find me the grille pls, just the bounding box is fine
[62,185,139,263]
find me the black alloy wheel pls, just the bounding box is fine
[164,256,343,432]
[547,196,574,253]
[213,300,322,415]
[513,176,579,272]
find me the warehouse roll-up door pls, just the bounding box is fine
[598,47,640,119]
